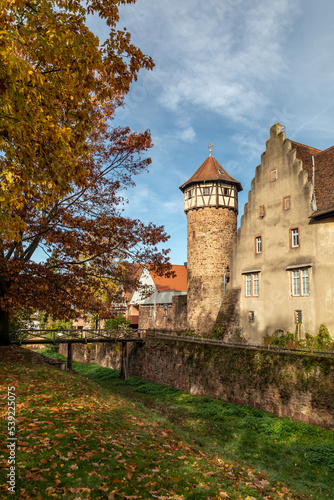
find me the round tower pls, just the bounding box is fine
[180,152,242,333]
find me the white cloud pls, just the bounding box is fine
[179,126,196,143]
[121,0,299,123]
[119,181,182,220]
[233,133,266,160]
[87,0,334,266]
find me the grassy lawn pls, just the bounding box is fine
[0,346,333,499]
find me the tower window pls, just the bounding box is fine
[283,196,291,211]
[204,187,209,195]
[290,227,299,248]
[223,187,230,195]
[188,190,193,199]
[255,236,262,254]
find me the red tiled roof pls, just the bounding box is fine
[291,141,334,217]
[150,264,187,292]
[179,155,242,192]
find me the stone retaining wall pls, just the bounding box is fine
[59,339,334,428]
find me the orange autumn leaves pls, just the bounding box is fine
[0,347,299,499]
[0,0,153,230]
[0,1,171,344]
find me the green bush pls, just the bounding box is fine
[104,315,130,331]
[49,318,73,331]
[264,325,333,351]
[9,308,35,342]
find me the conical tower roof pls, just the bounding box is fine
[179,155,242,192]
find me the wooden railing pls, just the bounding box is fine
[144,330,334,359]
[11,328,144,345]
[11,328,334,359]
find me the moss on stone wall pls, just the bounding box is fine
[60,338,334,427]
[129,340,334,428]
[212,288,240,339]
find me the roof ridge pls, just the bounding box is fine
[290,140,322,154]
[180,155,242,192]
[316,144,334,154]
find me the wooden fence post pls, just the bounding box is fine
[120,341,129,380]
[67,342,73,371]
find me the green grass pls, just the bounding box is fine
[72,356,334,500]
[1,346,333,499]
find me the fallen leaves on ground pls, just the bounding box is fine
[0,347,301,499]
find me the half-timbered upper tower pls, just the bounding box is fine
[180,152,242,333]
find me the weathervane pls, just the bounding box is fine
[208,143,214,156]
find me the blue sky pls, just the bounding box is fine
[89,0,334,265]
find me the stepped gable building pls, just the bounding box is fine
[134,123,334,341]
[230,123,334,342]
[179,149,242,332]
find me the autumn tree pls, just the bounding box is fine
[0,0,172,345]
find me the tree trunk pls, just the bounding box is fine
[0,307,11,346]
[67,342,73,371]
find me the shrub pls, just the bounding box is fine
[9,308,36,342]
[228,326,247,344]
[264,325,333,351]
[104,315,130,331]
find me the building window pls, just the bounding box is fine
[269,169,277,182]
[283,196,291,211]
[291,268,309,296]
[246,275,251,296]
[255,236,262,254]
[253,273,259,296]
[290,227,300,248]
[223,187,230,195]
[204,187,209,195]
[248,311,255,323]
[188,190,193,199]
[259,204,266,218]
[245,273,259,297]
[295,310,302,323]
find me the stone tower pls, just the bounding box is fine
[180,153,242,333]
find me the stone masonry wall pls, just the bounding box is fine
[187,207,237,333]
[59,341,122,369]
[61,339,334,428]
[129,340,334,428]
[138,295,187,331]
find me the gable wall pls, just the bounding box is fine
[130,267,156,305]
[230,124,334,342]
